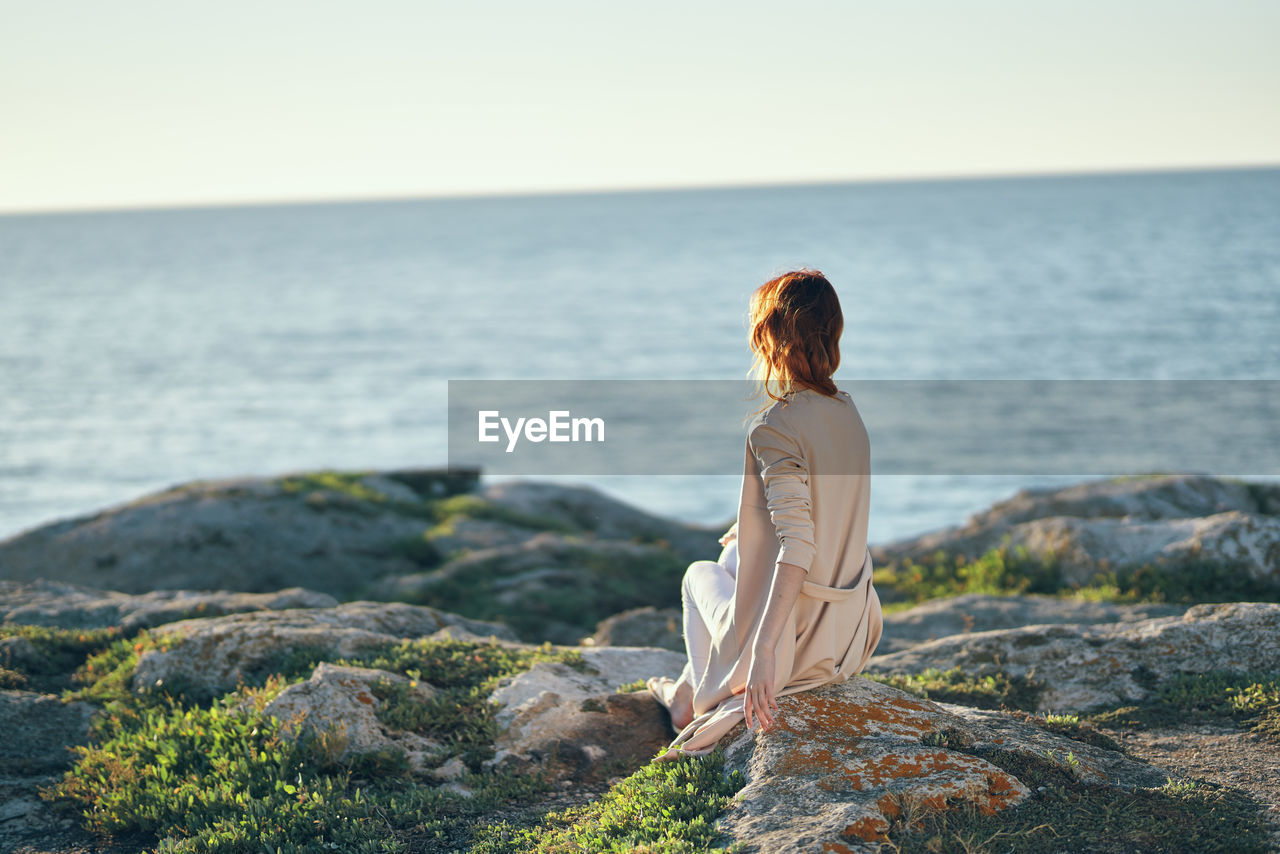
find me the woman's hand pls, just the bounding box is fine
[718,521,739,546]
[743,645,779,731]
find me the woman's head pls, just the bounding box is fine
[748,268,843,406]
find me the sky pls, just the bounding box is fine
[1,0,1277,213]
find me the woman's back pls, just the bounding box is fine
[742,387,872,594]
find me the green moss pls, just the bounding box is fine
[0,665,26,688]
[880,744,1274,853]
[469,745,747,853]
[430,494,577,536]
[41,636,594,853]
[616,677,650,693]
[1085,669,1280,742]
[872,539,1063,606]
[62,628,178,706]
[872,535,1280,611]
[276,469,437,520]
[863,665,1046,712]
[996,709,1128,753]
[396,540,688,643]
[0,623,126,692]
[41,686,553,853]
[352,638,587,769]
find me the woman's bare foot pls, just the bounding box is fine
[648,676,695,730]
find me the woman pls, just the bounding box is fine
[647,268,883,762]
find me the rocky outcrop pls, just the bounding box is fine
[130,601,518,700]
[995,510,1280,586]
[0,689,96,776]
[0,690,99,853]
[0,471,722,626]
[369,532,694,645]
[866,601,1280,713]
[714,677,1172,853]
[585,595,1194,657]
[1,587,1261,853]
[872,475,1280,572]
[873,592,1189,655]
[476,480,724,563]
[584,605,685,652]
[0,579,338,630]
[485,647,687,782]
[0,469,477,598]
[245,662,446,773]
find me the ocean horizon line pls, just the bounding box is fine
[3,160,1278,219]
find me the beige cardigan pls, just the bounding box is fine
[661,386,883,758]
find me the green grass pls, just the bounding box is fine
[872,536,1280,610]
[0,623,127,692]
[41,634,597,852]
[1085,669,1280,742]
[862,665,1046,712]
[469,745,747,853]
[393,538,688,644]
[881,735,1274,853]
[385,494,581,570]
[872,540,1064,606]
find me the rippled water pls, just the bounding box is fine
[2,167,1278,544]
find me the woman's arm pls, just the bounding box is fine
[744,560,806,731]
[742,412,816,730]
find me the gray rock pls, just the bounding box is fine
[715,676,1173,853]
[0,468,475,598]
[873,474,1280,566]
[424,516,543,559]
[866,601,1280,713]
[0,689,95,776]
[478,480,722,564]
[876,593,1189,655]
[0,579,338,631]
[131,601,516,700]
[585,606,685,652]
[368,532,690,644]
[999,510,1280,586]
[484,646,686,781]
[247,662,444,773]
[0,636,40,672]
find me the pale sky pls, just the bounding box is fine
[1,0,1277,213]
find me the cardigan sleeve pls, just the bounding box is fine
[748,413,817,572]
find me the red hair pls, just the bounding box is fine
[747,268,843,412]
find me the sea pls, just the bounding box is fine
[2,166,1278,547]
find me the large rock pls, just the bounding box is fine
[866,601,1280,713]
[0,468,477,598]
[0,689,96,776]
[998,510,1280,586]
[477,481,723,565]
[875,593,1189,655]
[247,662,445,773]
[584,606,685,652]
[0,579,338,631]
[714,676,1171,853]
[484,646,687,781]
[873,474,1280,566]
[0,691,100,854]
[369,532,691,645]
[130,601,517,700]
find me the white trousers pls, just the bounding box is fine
[679,539,739,687]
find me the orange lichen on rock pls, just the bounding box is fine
[782,691,939,743]
[876,793,902,818]
[843,815,891,843]
[821,842,860,854]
